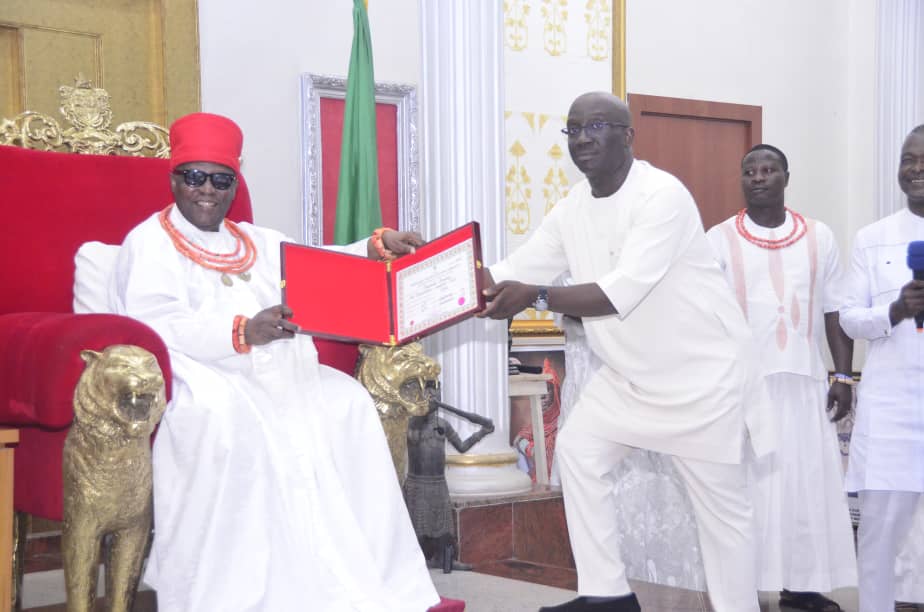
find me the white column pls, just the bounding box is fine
[875,0,923,219]
[418,0,531,496]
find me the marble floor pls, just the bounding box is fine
[22,565,872,611]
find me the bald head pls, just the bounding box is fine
[569,92,632,127]
[565,92,635,197]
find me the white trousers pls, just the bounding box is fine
[857,490,922,612]
[557,414,758,612]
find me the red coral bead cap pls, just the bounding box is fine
[169,112,243,174]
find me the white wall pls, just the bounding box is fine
[198,0,419,234]
[197,0,881,258]
[846,0,877,247]
[626,0,876,256]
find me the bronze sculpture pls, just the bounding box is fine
[405,391,494,572]
[62,345,166,612]
[355,341,494,572]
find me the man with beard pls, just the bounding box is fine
[840,125,924,612]
[480,91,770,612]
[707,144,857,611]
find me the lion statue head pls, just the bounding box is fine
[73,345,166,440]
[355,342,442,482]
[356,342,441,421]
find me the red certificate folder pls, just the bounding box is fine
[281,222,485,346]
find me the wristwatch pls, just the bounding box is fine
[533,287,549,312]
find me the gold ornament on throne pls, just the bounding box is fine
[355,343,442,484]
[0,74,169,157]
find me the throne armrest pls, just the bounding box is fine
[0,312,172,428]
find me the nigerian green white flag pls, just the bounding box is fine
[334,0,382,245]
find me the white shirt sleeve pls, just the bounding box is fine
[839,234,893,340]
[596,182,698,318]
[323,237,370,257]
[819,223,846,314]
[705,224,728,272]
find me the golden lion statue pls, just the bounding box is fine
[355,342,441,483]
[62,345,166,612]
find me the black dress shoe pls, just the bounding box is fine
[538,594,641,612]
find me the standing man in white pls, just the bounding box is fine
[707,144,857,612]
[840,125,924,612]
[480,91,770,612]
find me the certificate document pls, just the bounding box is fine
[281,222,484,345]
[395,239,479,340]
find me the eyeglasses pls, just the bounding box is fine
[561,121,629,137]
[173,168,237,191]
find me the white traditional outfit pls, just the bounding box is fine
[706,211,857,593]
[491,160,771,612]
[552,314,707,592]
[896,499,924,604]
[108,206,440,612]
[840,207,924,612]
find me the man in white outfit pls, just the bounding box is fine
[707,144,857,611]
[108,112,440,611]
[840,124,924,612]
[481,91,769,612]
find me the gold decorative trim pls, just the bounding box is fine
[541,0,567,57]
[0,75,169,157]
[446,451,519,467]
[506,139,532,235]
[612,0,626,98]
[504,0,530,51]
[585,0,610,62]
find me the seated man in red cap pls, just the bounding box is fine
[107,112,441,611]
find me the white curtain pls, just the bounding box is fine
[875,0,923,218]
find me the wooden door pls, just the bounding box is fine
[0,0,199,125]
[627,94,761,230]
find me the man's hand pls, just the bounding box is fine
[382,230,425,256]
[479,281,536,319]
[245,304,299,346]
[889,279,924,326]
[826,381,852,422]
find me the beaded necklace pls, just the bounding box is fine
[158,205,257,286]
[735,208,807,250]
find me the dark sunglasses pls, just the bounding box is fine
[173,168,237,191]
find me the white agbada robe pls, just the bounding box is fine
[840,207,924,494]
[491,161,769,462]
[707,212,857,591]
[896,498,924,603]
[553,315,707,591]
[491,161,771,612]
[840,207,924,610]
[108,206,439,612]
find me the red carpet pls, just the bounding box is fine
[431,596,465,611]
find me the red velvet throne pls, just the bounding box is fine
[0,128,359,604]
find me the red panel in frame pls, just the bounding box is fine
[319,97,399,242]
[300,74,419,247]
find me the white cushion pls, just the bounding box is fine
[73,241,120,314]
